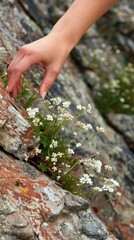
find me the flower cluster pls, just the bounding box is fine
[80,158,102,173]
[25,96,120,199]
[76,121,93,131]
[76,103,92,113]
[50,140,58,148]
[79,157,119,194]
[80,174,93,185]
[26,107,39,118]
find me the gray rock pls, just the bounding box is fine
[0,151,114,240]
[0,0,133,239]
[80,210,108,239]
[108,113,134,150]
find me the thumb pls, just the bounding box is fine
[39,68,59,98]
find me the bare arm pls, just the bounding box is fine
[7,0,118,99]
[52,0,118,48]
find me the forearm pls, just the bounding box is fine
[52,0,118,49]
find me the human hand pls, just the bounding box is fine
[7,0,117,99]
[7,32,71,99]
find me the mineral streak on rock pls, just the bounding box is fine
[0,80,38,160]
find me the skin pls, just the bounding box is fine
[7,0,118,99]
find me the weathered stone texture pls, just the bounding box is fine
[108,113,134,150]
[0,81,38,160]
[0,0,134,239]
[0,151,115,240]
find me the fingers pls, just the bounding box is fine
[7,55,35,93]
[9,80,22,99]
[39,67,60,98]
[7,46,27,80]
[10,86,18,99]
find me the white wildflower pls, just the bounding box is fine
[115,192,121,197]
[120,97,125,103]
[52,152,57,157]
[109,178,120,187]
[76,121,92,131]
[57,176,61,180]
[94,160,102,173]
[58,112,74,121]
[66,164,70,168]
[26,107,39,118]
[68,148,75,155]
[79,174,93,185]
[93,187,102,192]
[96,126,105,133]
[76,105,82,110]
[76,143,82,148]
[32,117,41,126]
[82,158,102,173]
[83,123,93,131]
[35,147,41,155]
[73,132,77,136]
[62,101,71,108]
[51,157,57,163]
[57,152,64,157]
[104,165,113,171]
[50,140,58,148]
[51,97,62,105]
[52,166,57,171]
[46,115,53,121]
[102,185,114,192]
[87,104,92,113]
[103,178,120,192]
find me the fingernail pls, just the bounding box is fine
[42,91,47,99]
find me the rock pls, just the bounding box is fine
[108,113,134,150]
[0,0,134,239]
[71,44,91,69]
[80,210,108,239]
[96,4,134,57]
[0,151,115,240]
[0,81,38,160]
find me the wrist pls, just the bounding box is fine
[51,24,77,52]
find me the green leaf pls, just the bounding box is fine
[38,163,47,173]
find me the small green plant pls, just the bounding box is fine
[0,72,37,108]
[90,45,134,117]
[0,71,120,202]
[26,98,120,199]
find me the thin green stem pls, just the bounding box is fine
[82,132,97,147]
[63,161,80,176]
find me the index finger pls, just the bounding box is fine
[7,55,36,92]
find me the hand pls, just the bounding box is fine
[7,0,117,99]
[7,32,71,99]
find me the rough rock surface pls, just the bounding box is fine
[108,113,134,150]
[0,151,115,240]
[0,80,38,160]
[0,0,134,239]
